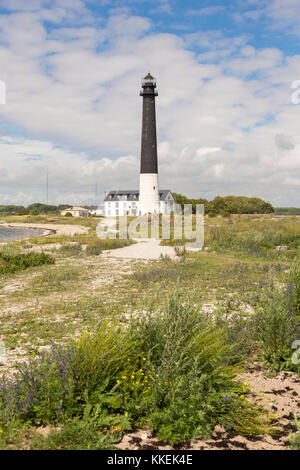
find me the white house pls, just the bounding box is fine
[89,204,105,216]
[104,190,175,217]
[60,206,89,217]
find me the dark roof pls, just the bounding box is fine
[104,190,173,202]
[144,72,154,80]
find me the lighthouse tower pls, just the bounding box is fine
[139,73,160,215]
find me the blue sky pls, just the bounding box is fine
[0,0,300,206]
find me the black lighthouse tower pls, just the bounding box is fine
[139,72,160,214]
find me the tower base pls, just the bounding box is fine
[139,173,160,215]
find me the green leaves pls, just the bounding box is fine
[0,251,54,275]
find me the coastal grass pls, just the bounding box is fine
[0,292,279,450]
[0,215,300,448]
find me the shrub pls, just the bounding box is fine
[85,240,102,256]
[30,418,120,450]
[59,244,82,256]
[72,320,136,398]
[0,343,77,426]
[289,412,300,450]
[127,291,266,443]
[0,291,277,447]
[212,297,257,361]
[0,251,54,275]
[255,288,299,367]
[286,260,300,316]
[85,238,132,256]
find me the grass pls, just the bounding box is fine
[0,293,279,449]
[0,215,300,449]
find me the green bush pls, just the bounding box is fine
[72,320,136,397]
[59,244,82,256]
[0,251,54,274]
[127,291,266,443]
[85,240,102,256]
[85,238,132,256]
[212,297,257,361]
[255,289,299,368]
[289,412,300,450]
[0,291,277,448]
[0,343,77,426]
[30,418,119,450]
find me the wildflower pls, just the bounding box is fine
[122,376,127,379]
[116,380,120,384]
[240,394,244,399]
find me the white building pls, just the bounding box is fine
[60,206,89,217]
[89,204,105,216]
[104,190,175,217]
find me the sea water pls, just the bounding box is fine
[0,227,45,242]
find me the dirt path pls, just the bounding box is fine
[103,238,178,260]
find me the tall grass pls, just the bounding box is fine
[0,291,273,448]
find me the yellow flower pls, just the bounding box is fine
[240,394,244,399]
[116,380,120,383]
[143,357,146,361]
[131,375,135,379]
[0,429,3,433]
[122,376,127,379]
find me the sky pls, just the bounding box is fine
[0,0,300,207]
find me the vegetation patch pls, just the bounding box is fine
[0,251,54,275]
[0,292,279,449]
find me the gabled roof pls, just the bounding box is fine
[104,190,174,202]
[104,190,139,202]
[62,206,88,211]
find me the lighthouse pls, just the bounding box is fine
[103,73,175,218]
[139,72,160,215]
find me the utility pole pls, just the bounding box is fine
[95,182,98,206]
[46,173,48,205]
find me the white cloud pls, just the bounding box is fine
[187,6,226,16]
[0,5,299,205]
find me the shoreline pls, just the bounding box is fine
[0,222,89,242]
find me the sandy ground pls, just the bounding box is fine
[0,222,89,237]
[103,238,178,260]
